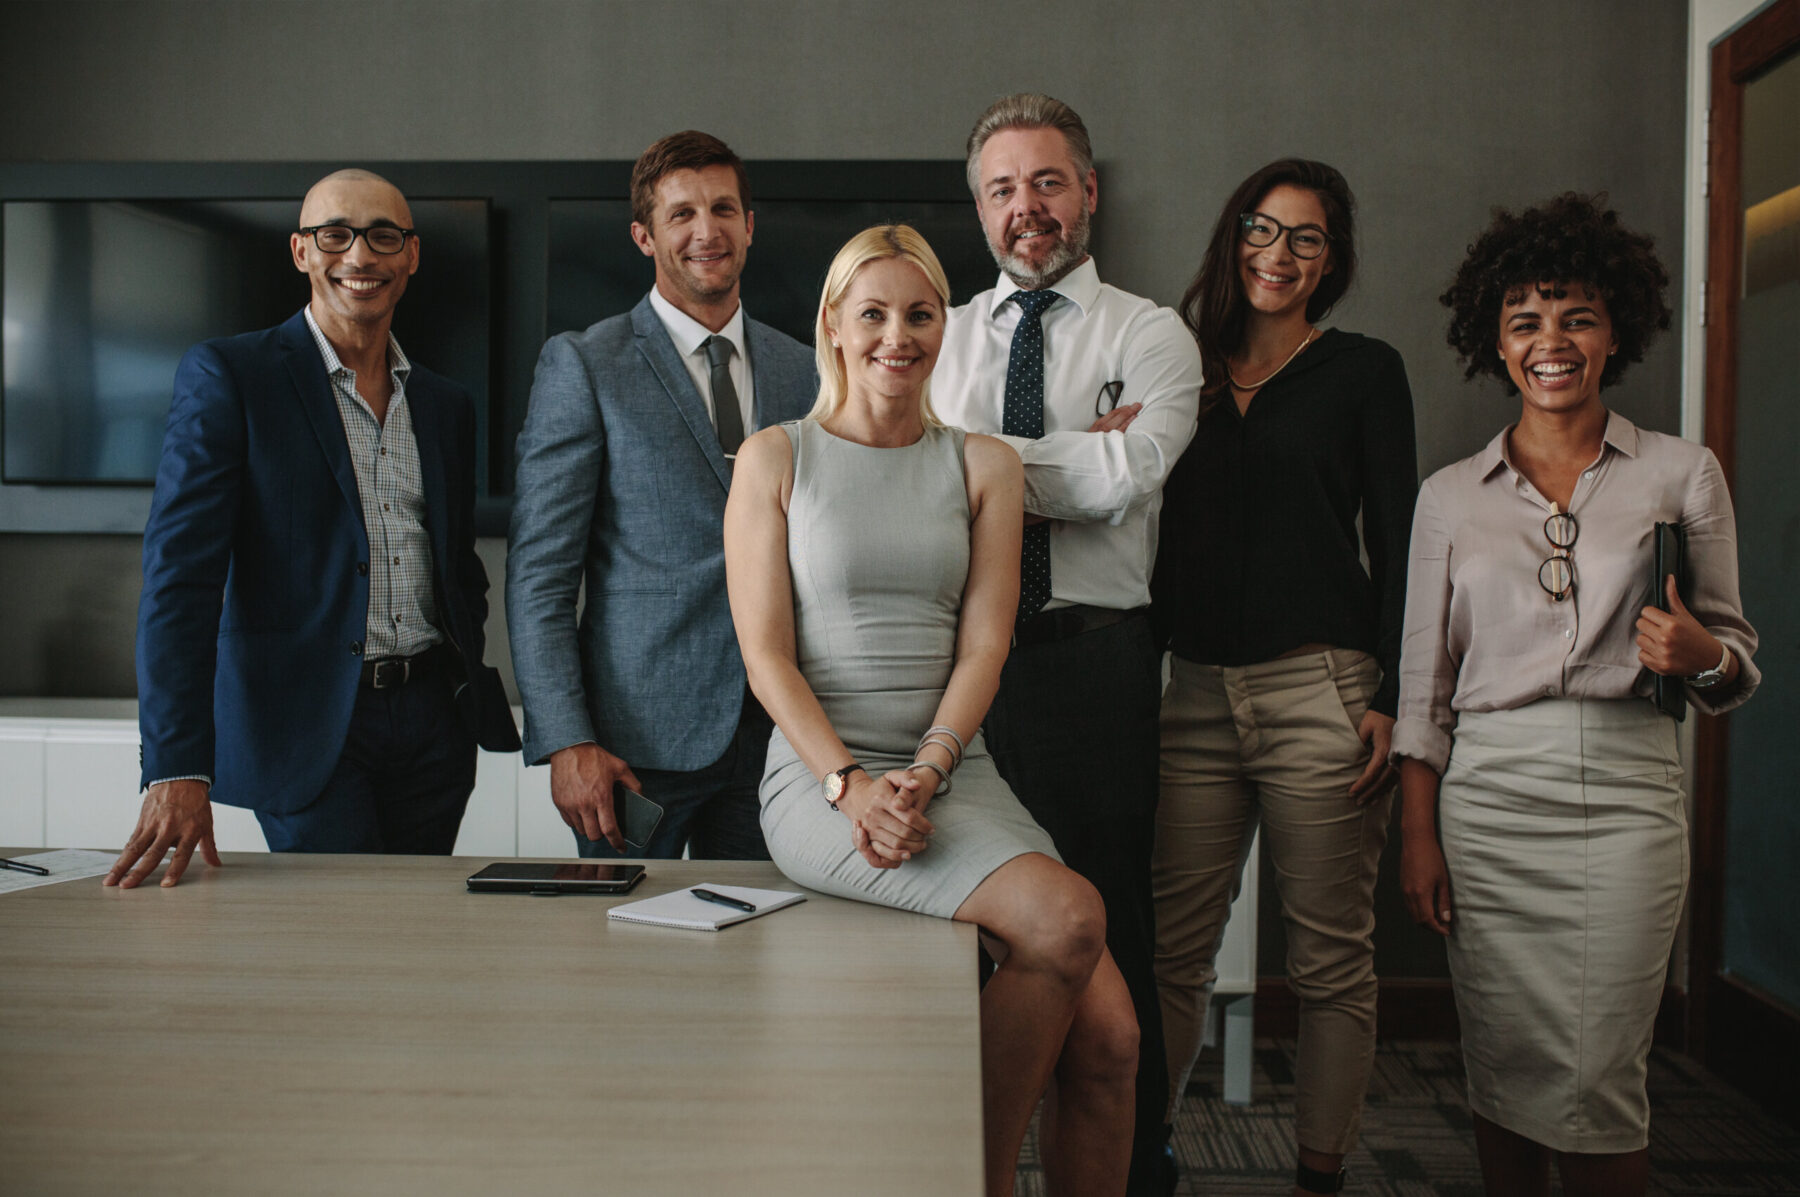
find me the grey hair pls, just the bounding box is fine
[963,93,1095,196]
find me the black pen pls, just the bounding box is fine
[690,887,756,913]
[0,857,50,877]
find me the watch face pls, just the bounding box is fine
[824,770,846,805]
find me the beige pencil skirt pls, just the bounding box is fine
[1439,697,1686,1154]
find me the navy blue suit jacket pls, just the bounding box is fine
[137,309,519,815]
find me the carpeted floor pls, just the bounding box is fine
[1016,1038,1800,1195]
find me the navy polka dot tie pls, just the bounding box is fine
[1002,289,1060,624]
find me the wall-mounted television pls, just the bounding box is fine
[2,197,490,486]
[0,160,990,534]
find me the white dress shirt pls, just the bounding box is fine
[934,257,1203,611]
[647,287,757,435]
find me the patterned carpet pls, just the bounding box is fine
[1016,1039,1800,1195]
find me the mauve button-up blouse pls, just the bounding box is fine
[1392,410,1760,774]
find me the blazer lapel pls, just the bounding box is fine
[745,319,810,429]
[408,374,453,576]
[278,311,363,522]
[630,299,732,493]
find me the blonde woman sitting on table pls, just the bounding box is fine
[1396,193,1759,1197]
[724,224,1139,1197]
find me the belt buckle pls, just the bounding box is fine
[371,658,410,689]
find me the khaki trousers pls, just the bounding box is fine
[1152,650,1391,1154]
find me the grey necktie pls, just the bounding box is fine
[704,335,744,457]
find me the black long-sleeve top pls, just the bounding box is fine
[1150,329,1418,716]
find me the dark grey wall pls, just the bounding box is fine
[0,1,1689,973]
[0,0,1690,696]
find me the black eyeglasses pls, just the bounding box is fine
[1095,380,1125,418]
[296,224,415,254]
[1539,508,1578,602]
[1239,212,1329,260]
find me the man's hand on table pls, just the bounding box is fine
[105,779,221,889]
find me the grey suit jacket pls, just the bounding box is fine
[507,295,816,769]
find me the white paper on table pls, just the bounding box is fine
[607,882,806,931]
[0,849,131,894]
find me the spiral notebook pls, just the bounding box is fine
[607,883,806,931]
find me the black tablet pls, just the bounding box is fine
[466,862,647,895]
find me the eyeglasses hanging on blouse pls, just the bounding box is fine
[1539,504,1578,602]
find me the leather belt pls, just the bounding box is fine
[360,644,450,690]
[1013,604,1144,650]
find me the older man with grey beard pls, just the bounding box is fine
[932,93,1203,1197]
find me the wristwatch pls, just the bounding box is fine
[1295,1162,1347,1194]
[822,764,865,811]
[1687,644,1732,688]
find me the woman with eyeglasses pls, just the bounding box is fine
[1395,193,1758,1197]
[1148,159,1417,1196]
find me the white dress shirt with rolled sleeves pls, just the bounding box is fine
[933,257,1203,612]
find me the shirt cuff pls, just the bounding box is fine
[528,738,597,768]
[1389,717,1451,774]
[146,775,212,792]
[1688,638,1761,716]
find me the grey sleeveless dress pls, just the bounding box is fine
[759,420,1060,917]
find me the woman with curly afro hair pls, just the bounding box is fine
[1392,193,1760,1196]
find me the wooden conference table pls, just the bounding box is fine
[0,852,984,1196]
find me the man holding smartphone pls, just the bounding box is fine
[507,131,815,859]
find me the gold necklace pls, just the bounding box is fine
[1228,327,1318,391]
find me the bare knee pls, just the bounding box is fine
[1012,873,1107,988]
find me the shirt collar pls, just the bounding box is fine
[1600,408,1640,457]
[303,304,410,383]
[648,286,747,361]
[985,255,1102,320]
[1479,406,1641,483]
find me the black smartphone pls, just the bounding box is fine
[617,786,665,854]
[466,862,647,895]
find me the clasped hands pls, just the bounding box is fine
[839,768,939,870]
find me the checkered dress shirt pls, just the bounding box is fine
[304,307,442,659]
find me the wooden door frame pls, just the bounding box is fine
[1690,0,1800,1118]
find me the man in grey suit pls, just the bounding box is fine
[507,131,816,859]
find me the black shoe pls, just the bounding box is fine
[1126,1141,1178,1197]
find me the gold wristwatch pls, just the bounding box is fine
[822,764,865,811]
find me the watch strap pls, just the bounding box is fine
[1687,643,1732,687]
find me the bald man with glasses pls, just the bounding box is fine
[110,169,519,889]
